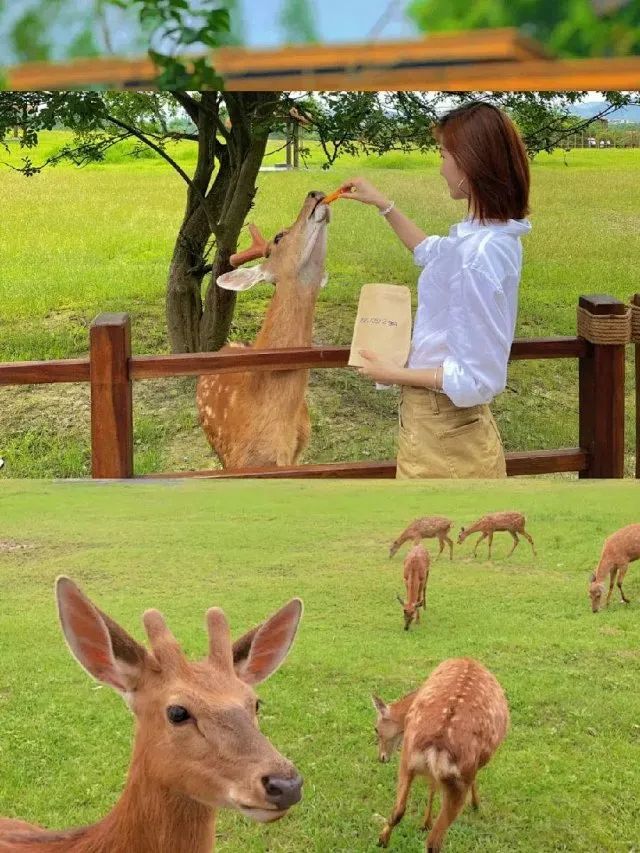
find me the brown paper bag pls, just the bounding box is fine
[348,283,412,370]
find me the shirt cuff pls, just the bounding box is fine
[413,235,441,267]
[441,356,494,407]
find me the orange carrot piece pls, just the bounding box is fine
[322,187,347,204]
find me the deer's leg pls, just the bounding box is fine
[617,563,631,604]
[426,782,467,853]
[436,537,445,560]
[445,536,454,560]
[378,761,415,848]
[473,533,487,558]
[522,528,537,556]
[421,785,436,831]
[606,567,618,607]
[470,780,480,810]
[506,531,519,558]
[487,532,494,560]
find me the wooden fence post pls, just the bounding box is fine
[578,295,628,478]
[90,313,133,479]
[632,293,640,479]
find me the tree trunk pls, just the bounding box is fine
[165,205,211,353]
[199,122,272,352]
[165,91,280,353]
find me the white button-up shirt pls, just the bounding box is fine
[409,216,532,407]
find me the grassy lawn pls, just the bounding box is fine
[0,478,639,851]
[0,134,639,477]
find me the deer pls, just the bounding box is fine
[389,517,454,560]
[457,512,536,560]
[588,522,640,612]
[372,658,509,852]
[0,577,304,853]
[196,190,331,469]
[397,542,430,631]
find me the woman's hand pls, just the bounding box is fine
[357,349,402,385]
[339,177,391,211]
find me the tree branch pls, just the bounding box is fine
[170,91,201,126]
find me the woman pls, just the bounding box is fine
[340,101,531,479]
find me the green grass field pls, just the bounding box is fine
[0,478,639,851]
[1,134,639,477]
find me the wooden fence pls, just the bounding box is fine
[0,294,635,481]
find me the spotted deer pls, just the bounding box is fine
[389,517,454,560]
[397,543,430,631]
[372,658,509,852]
[588,522,640,612]
[458,512,536,559]
[196,191,331,469]
[0,578,304,853]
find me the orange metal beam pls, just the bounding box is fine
[5,28,639,92]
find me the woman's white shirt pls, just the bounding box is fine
[409,216,531,407]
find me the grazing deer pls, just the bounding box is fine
[0,577,304,853]
[397,543,430,631]
[588,522,640,612]
[196,190,330,469]
[389,517,454,560]
[457,512,536,559]
[372,658,509,852]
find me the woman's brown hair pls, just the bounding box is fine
[435,102,530,222]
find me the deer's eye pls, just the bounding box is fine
[255,698,262,714]
[273,232,284,244]
[167,705,191,725]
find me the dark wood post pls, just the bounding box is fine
[286,119,292,168]
[578,295,627,478]
[293,121,300,168]
[633,293,640,479]
[90,313,133,479]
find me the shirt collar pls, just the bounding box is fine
[453,216,530,237]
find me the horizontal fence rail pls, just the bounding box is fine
[0,337,589,386]
[0,294,633,480]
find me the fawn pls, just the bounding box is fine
[389,517,454,561]
[397,542,430,631]
[0,577,304,853]
[588,522,640,612]
[457,512,536,559]
[373,658,509,852]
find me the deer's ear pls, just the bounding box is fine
[56,577,148,699]
[372,695,388,717]
[233,599,303,686]
[216,265,275,292]
[590,572,596,583]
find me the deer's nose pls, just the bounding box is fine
[262,774,303,809]
[307,190,323,199]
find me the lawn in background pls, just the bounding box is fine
[0,478,639,851]
[1,135,639,476]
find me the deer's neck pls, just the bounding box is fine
[43,761,216,853]
[390,689,420,730]
[255,279,320,349]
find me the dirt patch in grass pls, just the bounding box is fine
[0,540,36,552]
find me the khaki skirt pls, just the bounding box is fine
[396,385,506,480]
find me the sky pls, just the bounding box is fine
[243,0,418,46]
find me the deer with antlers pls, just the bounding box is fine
[397,542,430,631]
[0,578,303,853]
[372,658,509,852]
[389,517,454,560]
[458,511,536,559]
[196,191,331,469]
[588,522,640,612]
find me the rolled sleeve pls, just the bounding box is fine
[413,235,443,267]
[441,266,513,408]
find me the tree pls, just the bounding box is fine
[278,0,319,44]
[1,90,637,354]
[407,0,640,58]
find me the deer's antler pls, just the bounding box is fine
[230,224,269,268]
